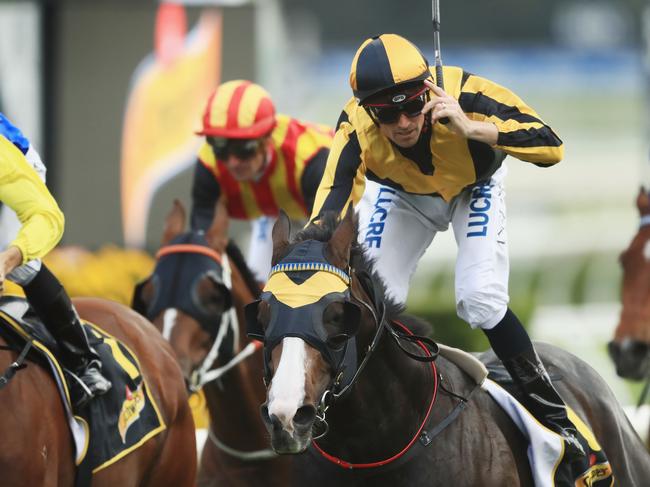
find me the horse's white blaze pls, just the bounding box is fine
[268,337,307,434]
[162,308,178,341]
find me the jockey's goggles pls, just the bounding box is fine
[207,136,263,160]
[364,87,427,124]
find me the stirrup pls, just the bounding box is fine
[79,360,112,395]
[65,361,112,409]
[65,371,96,410]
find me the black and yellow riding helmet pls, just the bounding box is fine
[350,34,431,105]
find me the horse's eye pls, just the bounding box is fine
[323,301,360,343]
[323,302,345,333]
[194,275,231,316]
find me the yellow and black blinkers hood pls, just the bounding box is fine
[245,240,359,385]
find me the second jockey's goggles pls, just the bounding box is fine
[364,86,427,124]
[207,136,263,160]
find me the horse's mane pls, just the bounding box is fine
[293,212,405,323]
[226,240,261,299]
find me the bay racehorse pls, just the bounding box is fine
[246,208,650,486]
[609,187,650,446]
[609,187,650,381]
[0,297,196,486]
[132,200,292,487]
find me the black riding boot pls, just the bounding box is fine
[483,309,585,463]
[502,347,586,462]
[23,265,112,408]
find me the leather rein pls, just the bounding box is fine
[310,270,444,469]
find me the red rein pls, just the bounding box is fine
[311,320,439,469]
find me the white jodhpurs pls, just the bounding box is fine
[356,164,510,330]
[247,216,277,283]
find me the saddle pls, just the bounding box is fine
[0,296,166,487]
[440,344,613,487]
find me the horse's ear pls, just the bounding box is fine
[161,199,186,246]
[637,186,650,216]
[206,198,229,253]
[271,210,291,265]
[326,204,356,267]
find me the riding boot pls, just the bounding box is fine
[502,347,586,462]
[23,266,112,408]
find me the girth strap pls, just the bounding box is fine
[386,380,481,472]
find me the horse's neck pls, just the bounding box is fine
[203,260,270,446]
[319,330,441,458]
[228,262,256,350]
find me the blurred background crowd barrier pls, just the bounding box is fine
[1,0,649,437]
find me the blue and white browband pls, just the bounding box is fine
[268,262,351,285]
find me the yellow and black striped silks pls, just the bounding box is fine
[350,34,431,103]
[311,65,563,220]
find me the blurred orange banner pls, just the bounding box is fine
[121,9,222,247]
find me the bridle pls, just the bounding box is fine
[307,269,443,469]
[312,278,387,438]
[153,243,245,392]
[310,267,440,435]
[150,241,274,461]
[250,252,443,468]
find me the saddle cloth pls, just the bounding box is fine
[0,296,166,485]
[439,344,613,487]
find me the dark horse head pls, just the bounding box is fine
[245,207,421,455]
[609,188,650,380]
[132,200,259,389]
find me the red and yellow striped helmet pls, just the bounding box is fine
[197,80,276,138]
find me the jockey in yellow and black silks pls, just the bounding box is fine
[190,80,333,282]
[0,113,111,408]
[309,33,601,481]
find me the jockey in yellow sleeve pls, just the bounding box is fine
[0,113,111,408]
[310,34,593,473]
[190,80,333,283]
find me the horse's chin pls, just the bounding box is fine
[609,339,650,380]
[614,360,650,381]
[270,431,311,455]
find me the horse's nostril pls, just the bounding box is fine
[293,405,316,429]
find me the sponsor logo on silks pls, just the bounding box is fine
[575,460,613,486]
[118,383,146,443]
[364,187,396,248]
[466,182,492,238]
[391,94,406,103]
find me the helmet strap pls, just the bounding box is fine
[363,106,381,127]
